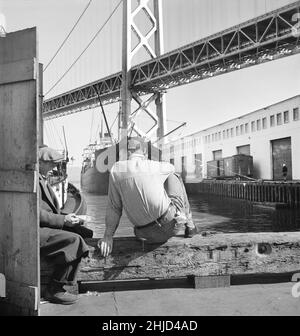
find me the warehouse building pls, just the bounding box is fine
[162,95,300,182]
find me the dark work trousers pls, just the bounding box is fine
[52,258,81,286]
[164,173,194,228]
[134,173,194,243]
[40,228,89,286]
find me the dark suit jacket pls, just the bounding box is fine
[39,174,65,230]
[39,174,93,241]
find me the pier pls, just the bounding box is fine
[40,232,300,293]
[1,0,300,316]
[186,181,300,208]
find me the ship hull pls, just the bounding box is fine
[80,140,161,195]
[80,166,110,195]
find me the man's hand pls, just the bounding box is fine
[98,237,113,257]
[64,213,81,227]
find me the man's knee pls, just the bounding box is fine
[62,231,84,245]
[164,173,182,194]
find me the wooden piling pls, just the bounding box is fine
[186,180,300,208]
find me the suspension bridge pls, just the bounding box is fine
[42,0,300,141]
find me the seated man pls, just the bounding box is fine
[99,138,198,257]
[39,146,90,305]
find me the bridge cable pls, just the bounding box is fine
[44,0,123,97]
[43,0,93,73]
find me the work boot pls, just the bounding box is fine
[184,213,198,238]
[184,226,198,238]
[44,283,78,305]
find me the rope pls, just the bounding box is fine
[44,0,123,97]
[44,0,93,72]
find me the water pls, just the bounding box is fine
[68,166,300,238]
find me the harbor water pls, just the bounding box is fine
[68,167,300,238]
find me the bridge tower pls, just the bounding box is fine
[120,0,166,154]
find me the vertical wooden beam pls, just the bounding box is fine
[38,63,43,146]
[0,28,39,316]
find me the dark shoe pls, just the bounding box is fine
[184,226,198,238]
[44,285,78,305]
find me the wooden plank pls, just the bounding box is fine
[0,170,36,193]
[0,193,39,285]
[38,63,43,145]
[0,59,36,85]
[79,277,192,293]
[5,280,38,310]
[0,81,37,170]
[0,281,38,316]
[194,275,230,289]
[41,233,300,283]
[0,28,37,65]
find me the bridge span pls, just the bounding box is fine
[43,1,300,120]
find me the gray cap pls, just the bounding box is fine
[39,146,64,163]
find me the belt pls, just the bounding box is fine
[138,204,176,230]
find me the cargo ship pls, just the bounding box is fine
[80,132,116,194]
[80,133,163,194]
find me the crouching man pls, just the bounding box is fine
[99,137,198,257]
[39,146,89,305]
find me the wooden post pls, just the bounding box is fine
[38,63,43,146]
[0,28,39,316]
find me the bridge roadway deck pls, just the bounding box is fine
[43,1,300,120]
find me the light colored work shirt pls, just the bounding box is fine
[106,154,175,227]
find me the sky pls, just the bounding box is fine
[1,0,299,165]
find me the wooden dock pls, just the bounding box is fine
[41,232,300,293]
[186,181,300,208]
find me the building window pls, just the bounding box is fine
[222,130,225,139]
[237,145,250,156]
[212,134,215,142]
[293,108,299,121]
[240,125,244,135]
[218,132,221,140]
[170,158,174,165]
[257,119,261,131]
[170,145,174,157]
[270,115,275,127]
[236,126,239,136]
[194,154,202,178]
[251,121,256,132]
[262,117,267,129]
[277,113,282,125]
[208,135,211,143]
[213,150,222,161]
[245,123,249,133]
[284,111,289,124]
[226,129,230,138]
[230,128,234,137]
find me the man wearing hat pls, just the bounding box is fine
[39,146,89,305]
[99,137,198,257]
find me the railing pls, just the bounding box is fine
[186,180,300,208]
